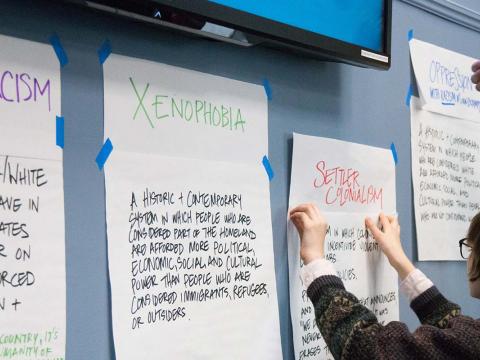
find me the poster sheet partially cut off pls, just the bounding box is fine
[409,39,480,261]
[410,97,480,260]
[409,38,480,123]
[0,34,65,360]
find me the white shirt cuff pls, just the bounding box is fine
[300,258,337,288]
[400,268,434,303]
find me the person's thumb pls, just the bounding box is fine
[365,217,384,243]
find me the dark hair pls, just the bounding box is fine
[468,212,480,281]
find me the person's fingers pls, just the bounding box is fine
[289,209,309,222]
[393,216,400,228]
[310,203,322,218]
[472,71,480,85]
[306,203,323,222]
[387,215,400,228]
[477,83,480,92]
[289,204,316,220]
[288,207,301,219]
[365,217,384,241]
[290,212,306,224]
[290,214,303,233]
[472,60,480,72]
[379,213,391,231]
[290,212,310,231]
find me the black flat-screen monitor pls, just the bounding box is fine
[70,0,392,70]
[154,0,392,70]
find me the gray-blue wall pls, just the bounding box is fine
[451,0,480,12]
[1,1,479,359]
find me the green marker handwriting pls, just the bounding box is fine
[129,78,246,132]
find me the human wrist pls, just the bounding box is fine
[302,251,324,265]
[392,255,415,280]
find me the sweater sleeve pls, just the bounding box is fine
[399,269,434,303]
[409,285,460,327]
[307,275,479,360]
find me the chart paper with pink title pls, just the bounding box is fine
[288,133,398,360]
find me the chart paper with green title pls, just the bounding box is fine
[103,54,282,359]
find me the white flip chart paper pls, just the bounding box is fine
[0,34,65,359]
[409,38,480,122]
[288,133,398,360]
[103,54,282,359]
[410,96,480,260]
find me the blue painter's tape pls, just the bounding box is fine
[49,34,68,67]
[56,116,64,149]
[408,29,414,42]
[405,84,413,107]
[262,155,274,181]
[98,39,112,65]
[96,138,113,170]
[390,142,398,165]
[263,79,272,101]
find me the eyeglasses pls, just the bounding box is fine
[459,238,472,259]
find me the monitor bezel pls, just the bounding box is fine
[152,0,392,70]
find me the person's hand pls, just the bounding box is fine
[472,61,480,92]
[365,213,414,280]
[289,203,327,264]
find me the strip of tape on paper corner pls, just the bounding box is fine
[49,34,68,67]
[263,79,272,101]
[56,116,64,149]
[390,142,398,165]
[98,39,112,65]
[405,84,414,107]
[96,138,113,170]
[262,155,274,181]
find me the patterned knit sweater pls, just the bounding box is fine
[308,275,480,359]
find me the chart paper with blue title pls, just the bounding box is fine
[410,39,480,260]
[103,54,282,359]
[409,38,480,122]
